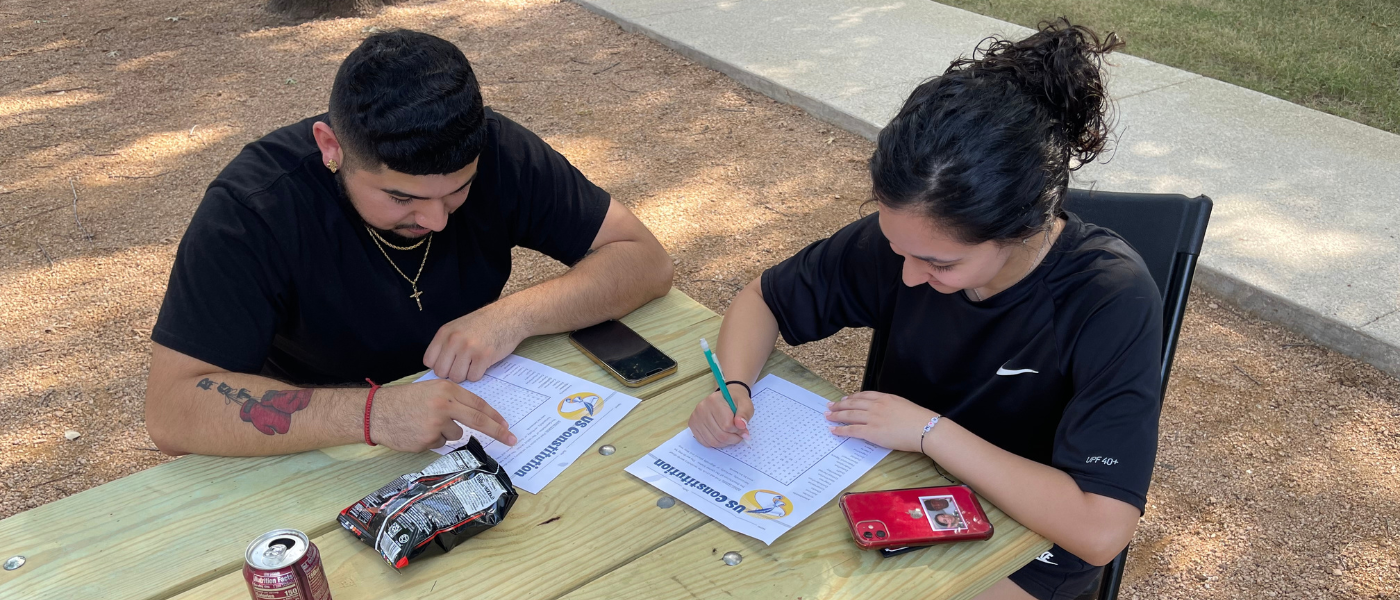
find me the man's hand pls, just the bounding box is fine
[688,385,753,448]
[825,391,938,453]
[423,305,527,383]
[420,199,672,385]
[371,379,518,452]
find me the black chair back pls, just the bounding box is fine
[1062,189,1211,600]
[1064,189,1213,401]
[860,189,1213,600]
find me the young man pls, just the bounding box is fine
[146,30,673,457]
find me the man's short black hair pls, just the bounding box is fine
[329,30,485,175]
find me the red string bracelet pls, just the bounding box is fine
[363,378,380,446]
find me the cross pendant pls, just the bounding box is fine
[409,288,423,311]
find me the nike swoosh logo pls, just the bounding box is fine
[996,367,1039,376]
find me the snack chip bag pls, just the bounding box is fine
[338,437,517,569]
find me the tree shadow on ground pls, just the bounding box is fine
[0,0,875,516]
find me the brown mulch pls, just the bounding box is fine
[1,0,1397,598]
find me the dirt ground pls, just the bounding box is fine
[1,0,1397,598]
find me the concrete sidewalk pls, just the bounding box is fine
[574,0,1400,377]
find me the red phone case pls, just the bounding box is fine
[839,485,994,549]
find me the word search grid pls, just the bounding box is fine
[460,375,551,433]
[718,388,843,485]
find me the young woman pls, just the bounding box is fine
[688,20,1161,600]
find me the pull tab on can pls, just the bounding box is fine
[242,529,333,600]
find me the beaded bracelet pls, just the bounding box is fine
[919,415,941,455]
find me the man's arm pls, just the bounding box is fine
[424,199,674,382]
[146,343,515,456]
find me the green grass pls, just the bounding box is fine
[935,0,1400,134]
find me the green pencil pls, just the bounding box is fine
[700,338,737,415]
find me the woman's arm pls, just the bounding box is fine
[826,392,1140,566]
[688,277,780,447]
[923,417,1141,565]
[692,215,900,448]
[713,278,779,388]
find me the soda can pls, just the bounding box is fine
[243,529,333,600]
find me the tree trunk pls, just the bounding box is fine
[265,0,392,20]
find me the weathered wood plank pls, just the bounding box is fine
[165,351,811,600]
[0,289,717,600]
[557,456,1051,600]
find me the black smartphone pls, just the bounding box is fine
[879,545,929,558]
[568,321,678,387]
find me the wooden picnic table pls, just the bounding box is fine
[0,289,1049,600]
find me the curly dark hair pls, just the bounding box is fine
[870,18,1123,244]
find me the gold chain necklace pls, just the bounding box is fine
[365,226,427,251]
[365,226,432,311]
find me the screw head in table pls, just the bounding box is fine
[3,556,24,571]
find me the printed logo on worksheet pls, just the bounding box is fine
[740,490,793,520]
[557,392,603,420]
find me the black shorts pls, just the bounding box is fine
[1008,544,1103,600]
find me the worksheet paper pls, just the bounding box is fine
[414,355,641,494]
[625,374,891,544]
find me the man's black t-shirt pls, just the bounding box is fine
[761,212,1163,512]
[152,109,610,385]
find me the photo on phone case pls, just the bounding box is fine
[919,495,967,531]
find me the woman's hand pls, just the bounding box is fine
[826,391,938,453]
[688,384,753,448]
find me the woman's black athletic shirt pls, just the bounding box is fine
[761,212,1163,514]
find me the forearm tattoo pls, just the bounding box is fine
[196,378,311,435]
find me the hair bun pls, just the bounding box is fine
[948,18,1123,169]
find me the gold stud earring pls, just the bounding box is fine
[326,159,339,174]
